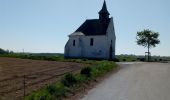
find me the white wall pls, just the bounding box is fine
[65,36,82,58]
[106,17,116,58]
[65,17,116,59]
[81,35,108,58]
[65,35,108,59]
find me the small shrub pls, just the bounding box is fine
[139,58,145,61]
[113,58,119,62]
[132,60,136,62]
[80,67,92,77]
[75,74,87,84]
[159,59,162,61]
[54,83,67,97]
[25,90,54,100]
[61,73,77,87]
[123,59,126,61]
[82,59,87,61]
[46,85,57,95]
[25,83,67,100]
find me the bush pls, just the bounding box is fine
[138,58,145,61]
[75,74,87,84]
[112,58,119,62]
[80,67,92,77]
[25,83,67,100]
[0,48,11,54]
[25,90,54,100]
[132,60,136,62]
[46,85,57,95]
[53,83,66,97]
[123,59,126,61]
[61,73,77,87]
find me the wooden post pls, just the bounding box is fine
[23,75,26,98]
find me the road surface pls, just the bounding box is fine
[81,62,170,100]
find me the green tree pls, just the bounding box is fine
[0,48,8,54]
[136,29,160,61]
[0,48,14,54]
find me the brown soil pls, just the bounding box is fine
[0,57,85,100]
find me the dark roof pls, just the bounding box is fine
[75,18,110,36]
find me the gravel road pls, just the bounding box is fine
[81,62,170,100]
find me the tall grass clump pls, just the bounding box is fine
[25,83,67,100]
[61,73,77,87]
[80,67,92,77]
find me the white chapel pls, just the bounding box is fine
[65,0,116,60]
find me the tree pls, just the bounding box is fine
[0,48,14,54]
[136,29,160,61]
[0,48,8,54]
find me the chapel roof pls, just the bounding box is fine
[72,0,111,36]
[75,19,110,36]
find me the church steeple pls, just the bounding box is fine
[99,0,110,20]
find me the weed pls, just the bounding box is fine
[46,85,57,95]
[81,67,92,77]
[61,73,77,87]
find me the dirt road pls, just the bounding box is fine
[81,62,170,100]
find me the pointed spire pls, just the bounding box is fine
[99,0,110,20]
[99,0,110,15]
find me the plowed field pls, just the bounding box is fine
[0,57,85,100]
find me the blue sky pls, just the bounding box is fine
[0,0,170,56]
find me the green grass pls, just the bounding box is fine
[91,61,117,77]
[1,53,170,62]
[116,55,137,62]
[25,61,118,100]
[0,53,98,65]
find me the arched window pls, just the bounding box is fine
[73,40,75,46]
[90,38,94,46]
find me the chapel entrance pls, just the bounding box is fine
[109,45,113,60]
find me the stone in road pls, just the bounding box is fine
[81,62,170,100]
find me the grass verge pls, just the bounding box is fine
[25,61,118,100]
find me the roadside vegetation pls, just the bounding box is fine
[0,52,94,64]
[25,61,117,100]
[0,52,169,63]
[116,54,170,62]
[116,55,137,62]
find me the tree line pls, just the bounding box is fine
[0,48,14,54]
